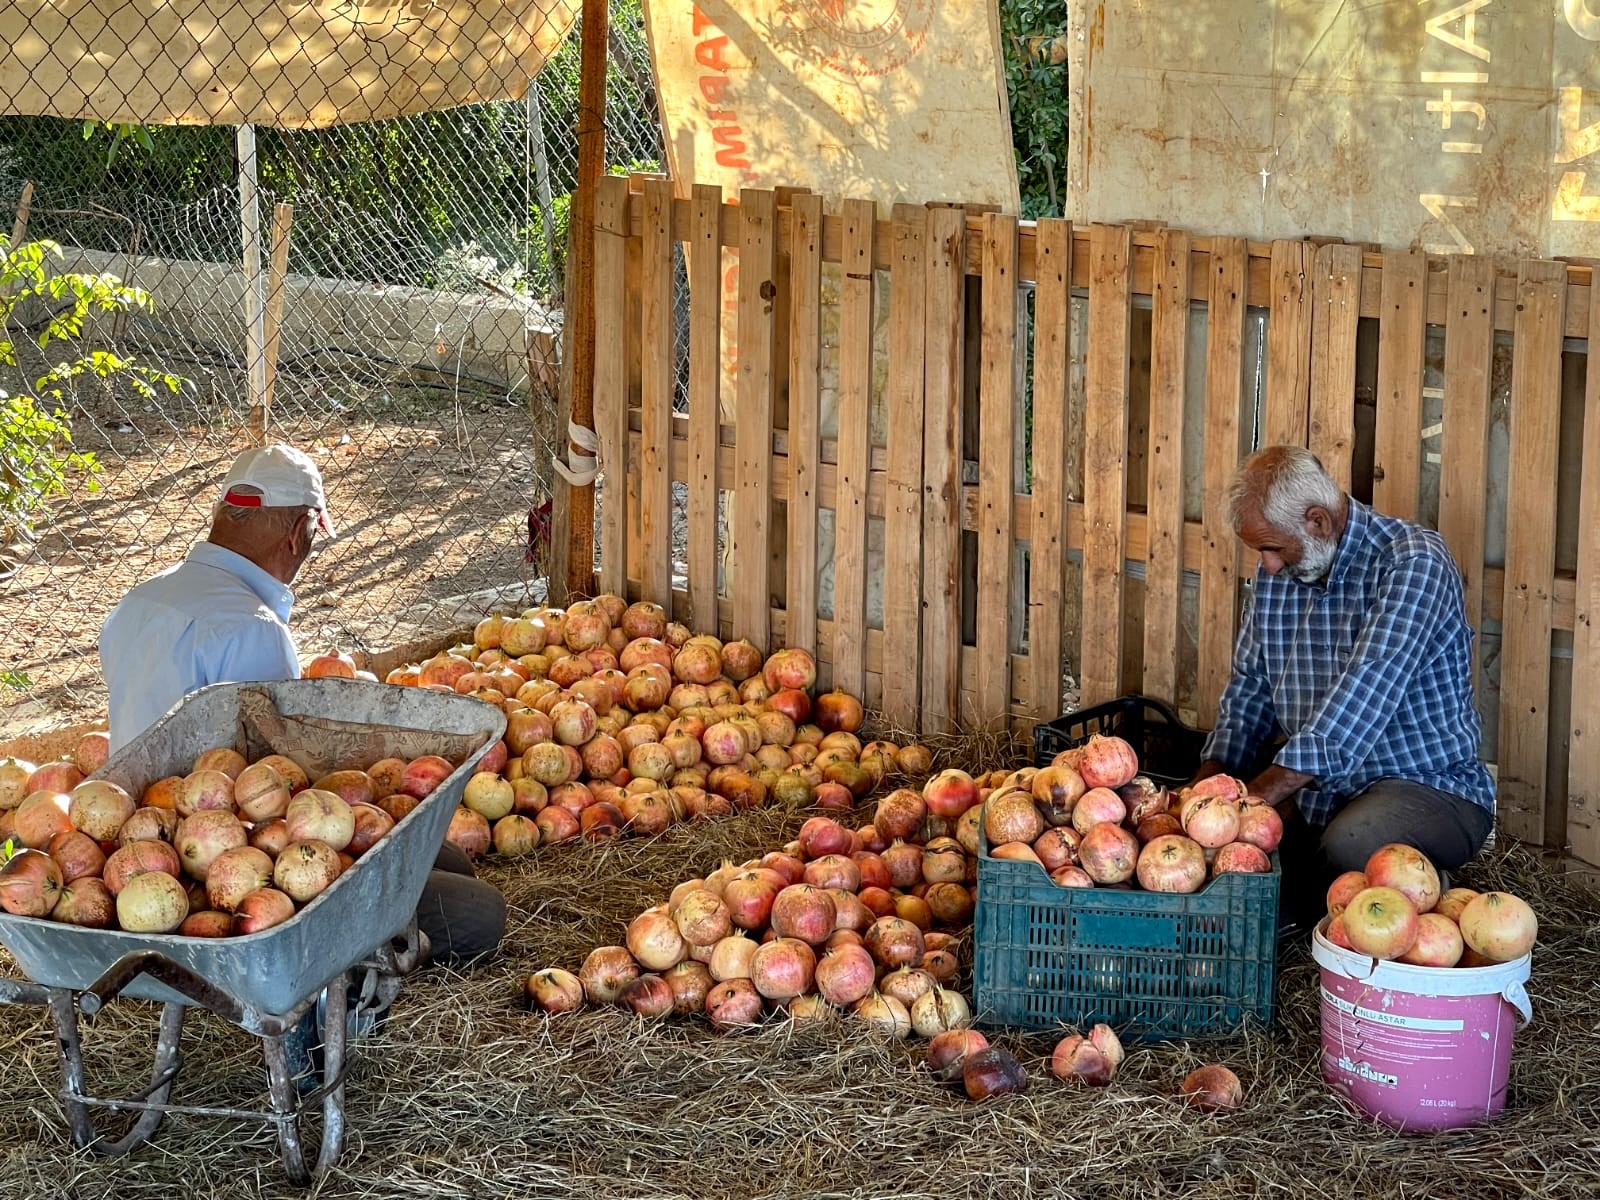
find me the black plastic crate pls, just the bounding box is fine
[1033,695,1208,786]
[973,829,1279,1039]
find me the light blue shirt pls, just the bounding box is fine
[99,541,300,752]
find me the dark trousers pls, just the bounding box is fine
[417,842,507,965]
[1277,778,1494,929]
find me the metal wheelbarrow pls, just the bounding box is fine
[0,680,505,1184]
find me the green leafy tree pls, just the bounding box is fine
[1,236,181,544]
[1001,1,1072,218]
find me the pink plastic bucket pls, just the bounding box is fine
[1311,925,1532,1131]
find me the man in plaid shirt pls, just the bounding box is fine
[1195,446,1495,926]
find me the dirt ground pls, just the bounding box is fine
[0,360,553,739]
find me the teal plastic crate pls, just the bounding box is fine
[973,829,1279,1039]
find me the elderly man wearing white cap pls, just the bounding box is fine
[100,446,506,1074]
[100,444,335,751]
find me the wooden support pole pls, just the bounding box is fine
[7,180,32,249]
[563,0,609,601]
[253,202,295,445]
[237,126,269,443]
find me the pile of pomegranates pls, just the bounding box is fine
[975,737,1280,893]
[525,811,978,1040]
[0,735,448,938]
[340,595,930,861]
[1320,843,1538,967]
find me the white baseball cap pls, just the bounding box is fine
[219,444,336,536]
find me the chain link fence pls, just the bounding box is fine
[0,2,661,735]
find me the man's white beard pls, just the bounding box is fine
[1289,533,1339,583]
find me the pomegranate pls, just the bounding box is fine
[964,1048,1028,1099]
[627,909,688,971]
[663,961,714,1015]
[803,854,861,892]
[1212,842,1271,875]
[0,757,37,809]
[1136,834,1208,893]
[399,755,455,799]
[579,946,640,1004]
[705,978,764,1031]
[1324,912,1353,949]
[1326,870,1369,913]
[1051,865,1095,888]
[273,840,342,902]
[1342,886,1421,960]
[620,601,668,641]
[53,877,115,928]
[232,887,297,934]
[814,943,877,1006]
[673,889,732,946]
[311,770,376,809]
[25,761,84,795]
[767,689,812,725]
[233,761,292,823]
[346,803,396,856]
[813,691,864,734]
[1397,912,1466,967]
[928,1029,990,1080]
[1078,823,1140,885]
[176,769,236,818]
[1073,734,1138,789]
[984,792,1045,847]
[63,780,133,842]
[1435,887,1480,923]
[1188,774,1246,802]
[709,933,759,981]
[1032,827,1080,872]
[762,648,818,694]
[864,916,925,969]
[617,974,675,1018]
[924,882,975,925]
[1070,787,1127,836]
[1118,776,1169,824]
[525,967,586,1014]
[751,937,817,1000]
[1180,1064,1243,1111]
[0,849,63,916]
[921,770,977,820]
[47,830,106,882]
[102,839,181,895]
[1050,1035,1113,1086]
[174,810,248,881]
[720,638,763,681]
[249,819,292,857]
[769,884,837,945]
[1457,892,1538,962]
[284,789,355,852]
[116,869,190,932]
[910,988,971,1038]
[13,791,74,848]
[306,650,357,679]
[854,992,913,1039]
[1182,797,1241,848]
[1363,843,1442,914]
[1135,813,1184,844]
[205,846,275,912]
[1235,804,1283,852]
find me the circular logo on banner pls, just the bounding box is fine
[780,0,934,78]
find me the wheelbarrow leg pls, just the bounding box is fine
[263,974,347,1186]
[50,991,184,1156]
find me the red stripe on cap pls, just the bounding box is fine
[222,488,264,507]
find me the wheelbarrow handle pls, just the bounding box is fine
[80,951,248,1025]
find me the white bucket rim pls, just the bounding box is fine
[1312,922,1531,996]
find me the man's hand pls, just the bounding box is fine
[1247,763,1314,819]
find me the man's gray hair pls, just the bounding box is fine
[211,499,308,532]
[1226,446,1346,534]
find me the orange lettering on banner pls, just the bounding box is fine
[696,34,730,71]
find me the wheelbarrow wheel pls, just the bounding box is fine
[49,991,184,1156]
[262,973,348,1185]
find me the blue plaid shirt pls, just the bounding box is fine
[1201,499,1495,828]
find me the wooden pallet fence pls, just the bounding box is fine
[592,176,1600,865]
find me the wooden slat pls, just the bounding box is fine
[1570,272,1600,867]
[882,204,928,729]
[1497,258,1566,846]
[1198,237,1248,728]
[1080,223,1132,710]
[1437,255,1495,662]
[975,213,1020,731]
[1265,239,1312,447]
[1143,227,1190,706]
[785,193,824,657]
[832,198,876,699]
[1308,243,1362,488]
[686,184,722,628]
[593,176,630,596]
[1026,219,1073,721]
[731,189,777,648]
[638,177,675,603]
[920,206,966,734]
[1372,250,1429,520]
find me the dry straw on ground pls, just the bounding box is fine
[1,735,1598,1199]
